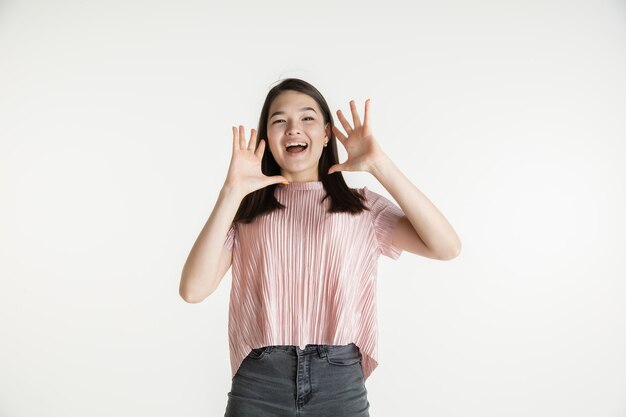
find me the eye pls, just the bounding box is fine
[272,117,314,124]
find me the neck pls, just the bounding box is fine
[277,180,324,190]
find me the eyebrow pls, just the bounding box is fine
[269,107,317,119]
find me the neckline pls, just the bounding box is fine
[277,181,324,190]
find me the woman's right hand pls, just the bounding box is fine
[222,125,289,198]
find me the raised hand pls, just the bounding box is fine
[223,125,288,197]
[328,98,390,175]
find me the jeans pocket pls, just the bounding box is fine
[325,343,362,366]
[247,346,270,360]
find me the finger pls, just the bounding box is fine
[232,126,238,152]
[364,98,370,128]
[336,108,353,134]
[255,138,265,158]
[248,128,257,150]
[350,100,362,128]
[239,125,246,149]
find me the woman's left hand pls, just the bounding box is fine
[328,98,390,175]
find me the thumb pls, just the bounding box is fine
[328,164,341,175]
[270,175,290,185]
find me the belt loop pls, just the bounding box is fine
[317,345,328,358]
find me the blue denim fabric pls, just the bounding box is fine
[224,343,370,417]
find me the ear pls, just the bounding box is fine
[325,123,331,140]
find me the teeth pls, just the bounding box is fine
[285,142,307,148]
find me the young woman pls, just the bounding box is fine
[179,78,461,416]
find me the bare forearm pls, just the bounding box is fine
[368,155,461,259]
[179,186,243,302]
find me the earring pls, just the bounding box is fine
[324,142,328,147]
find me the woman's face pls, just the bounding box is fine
[266,90,330,182]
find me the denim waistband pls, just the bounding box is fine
[262,343,356,357]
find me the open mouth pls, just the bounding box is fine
[285,143,308,154]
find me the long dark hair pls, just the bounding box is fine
[232,78,369,224]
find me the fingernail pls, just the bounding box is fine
[282,181,289,184]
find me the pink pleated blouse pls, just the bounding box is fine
[223,180,405,380]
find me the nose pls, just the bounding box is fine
[286,122,302,136]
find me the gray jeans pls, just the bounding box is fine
[224,343,370,417]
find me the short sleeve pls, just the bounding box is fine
[362,186,405,259]
[224,222,237,251]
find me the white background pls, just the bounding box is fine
[1,0,625,416]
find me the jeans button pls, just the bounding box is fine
[299,344,306,350]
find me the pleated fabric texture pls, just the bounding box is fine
[223,181,404,381]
